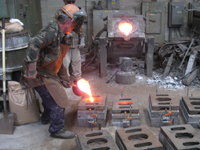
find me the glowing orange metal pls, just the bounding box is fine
[117,101,133,105]
[85,97,101,102]
[77,78,94,102]
[118,22,133,36]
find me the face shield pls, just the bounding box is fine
[61,5,87,34]
[71,8,87,33]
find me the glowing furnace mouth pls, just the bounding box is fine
[118,22,134,36]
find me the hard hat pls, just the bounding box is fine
[63,0,76,4]
[61,4,87,33]
[61,4,79,19]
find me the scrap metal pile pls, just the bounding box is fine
[155,36,200,86]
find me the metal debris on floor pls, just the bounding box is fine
[154,37,200,87]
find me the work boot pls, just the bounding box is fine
[50,128,75,139]
[41,120,50,125]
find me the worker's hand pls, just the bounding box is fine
[79,36,85,48]
[61,81,71,88]
[79,43,85,48]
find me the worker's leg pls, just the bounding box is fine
[35,85,65,133]
[63,48,72,77]
[71,47,82,81]
[40,102,50,124]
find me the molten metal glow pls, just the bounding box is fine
[85,97,101,102]
[118,22,133,36]
[77,79,94,102]
[117,101,133,105]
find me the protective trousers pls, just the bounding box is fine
[63,47,82,81]
[35,85,65,133]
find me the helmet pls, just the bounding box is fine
[61,4,87,33]
[61,4,79,19]
[63,0,76,4]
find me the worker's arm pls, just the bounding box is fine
[57,64,71,88]
[25,23,58,78]
[79,25,85,48]
[26,24,57,61]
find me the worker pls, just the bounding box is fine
[62,0,85,84]
[20,4,87,139]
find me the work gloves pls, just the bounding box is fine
[79,36,85,48]
[61,80,71,88]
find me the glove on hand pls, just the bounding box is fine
[79,36,85,48]
[61,81,71,88]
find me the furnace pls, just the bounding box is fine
[148,93,180,127]
[77,95,107,127]
[95,12,154,77]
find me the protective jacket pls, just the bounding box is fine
[20,21,71,108]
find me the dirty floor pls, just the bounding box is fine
[0,66,200,150]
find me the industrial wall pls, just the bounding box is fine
[40,0,196,46]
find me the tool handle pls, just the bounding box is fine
[2,18,5,29]
[2,17,7,113]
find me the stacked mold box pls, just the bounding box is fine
[180,97,200,128]
[111,97,140,128]
[76,130,119,150]
[148,93,180,127]
[116,125,164,150]
[77,95,107,127]
[159,124,200,150]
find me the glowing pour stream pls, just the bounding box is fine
[77,79,94,102]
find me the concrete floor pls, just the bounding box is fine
[0,66,200,150]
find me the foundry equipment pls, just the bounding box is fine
[0,18,14,135]
[0,0,42,80]
[93,12,154,78]
[180,96,200,128]
[116,126,164,150]
[75,79,107,129]
[148,93,180,127]
[76,130,119,150]
[0,0,42,114]
[159,124,200,150]
[77,94,107,129]
[188,2,200,36]
[112,96,140,128]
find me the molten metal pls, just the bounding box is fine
[77,79,94,102]
[117,101,133,105]
[118,22,133,36]
[85,97,101,102]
